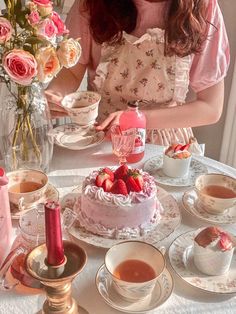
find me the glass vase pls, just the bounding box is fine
[0,83,53,173]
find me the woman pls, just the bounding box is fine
[46,0,229,146]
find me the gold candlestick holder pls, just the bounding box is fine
[26,241,87,314]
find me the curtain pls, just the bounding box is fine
[220,59,236,167]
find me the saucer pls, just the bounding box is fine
[168,229,236,294]
[67,186,181,248]
[10,183,59,219]
[182,189,236,225]
[95,264,173,313]
[143,155,208,187]
[51,123,105,150]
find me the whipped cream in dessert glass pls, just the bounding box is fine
[193,226,234,276]
[162,144,192,178]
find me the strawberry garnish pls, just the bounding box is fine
[114,164,129,180]
[126,170,143,192]
[95,172,110,187]
[180,144,190,151]
[102,167,114,181]
[126,176,141,192]
[102,178,113,192]
[174,144,182,152]
[218,232,233,251]
[110,179,128,195]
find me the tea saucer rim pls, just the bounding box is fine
[182,188,236,225]
[143,155,208,187]
[168,229,236,295]
[51,123,105,151]
[10,183,59,219]
[95,263,174,313]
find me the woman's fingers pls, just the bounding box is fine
[96,111,122,131]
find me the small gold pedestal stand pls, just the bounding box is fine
[26,241,87,314]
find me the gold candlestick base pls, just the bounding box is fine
[26,241,87,314]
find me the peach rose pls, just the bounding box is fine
[36,46,61,83]
[37,3,53,17]
[57,38,81,68]
[3,49,37,86]
[36,18,57,40]
[0,17,13,43]
[51,11,68,36]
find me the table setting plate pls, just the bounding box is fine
[168,229,236,295]
[66,186,181,249]
[182,189,236,225]
[10,184,59,219]
[50,123,105,150]
[95,264,173,313]
[143,154,208,187]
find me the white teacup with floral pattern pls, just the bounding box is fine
[195,173,236,214]
[61,91,101,126]
[7,169,48,211]
[104,241,166,300]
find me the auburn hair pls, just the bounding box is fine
[81,0,209,57]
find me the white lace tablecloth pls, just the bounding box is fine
[1,142,236,314]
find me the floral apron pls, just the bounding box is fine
[93,28,196,147]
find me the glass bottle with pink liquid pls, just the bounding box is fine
[0,168,12,267]
[119,101,146,163]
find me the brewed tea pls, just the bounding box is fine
[9,181,43,193]
[201,185,236,199]
[113,259,156,283]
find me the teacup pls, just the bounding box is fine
[104,241,166,300]
[7,169,48,210]
[61,91,101,126]
[194,173,236,214]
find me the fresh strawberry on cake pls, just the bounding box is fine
[74,165,161,239]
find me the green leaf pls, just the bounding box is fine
[23,44,34,55]
[25,36,42,45]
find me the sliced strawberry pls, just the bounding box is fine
[95,172,110,187]
[126,176,141,192]
[102,178,113,192]
[218,232,233,251]
[102,167,114,181]
[127,170,143,191]
[114,164,129,180]
[174,144,182,152]
[110,179,128,195]
[180,144,190,151]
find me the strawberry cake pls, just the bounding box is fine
[162,143,192,178]
[193,226,234,275]
[74,165,161,239]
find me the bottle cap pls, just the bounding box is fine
[127,100,139,108]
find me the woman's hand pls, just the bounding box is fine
[96,111,123,131]
[45,90,68,119]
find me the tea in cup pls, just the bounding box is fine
[104,241,166,300]
[194,173,236,214]
[7,169,48,210]
[61,91,101,126]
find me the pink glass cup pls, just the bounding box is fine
[110,125,136,165]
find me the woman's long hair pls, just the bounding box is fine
[81,0,208,57]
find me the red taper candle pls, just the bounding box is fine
[45,201,65,266]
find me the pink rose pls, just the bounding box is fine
[27,11,40,26]
[3,49,37,86]
[0,17,13,44]
[51,12,68,36]
[36,18,57,40]
[33,0,51,5]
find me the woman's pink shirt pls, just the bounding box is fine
[66,0,230,93]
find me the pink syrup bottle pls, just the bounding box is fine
[119,101,146,163]
[0,168,12,267]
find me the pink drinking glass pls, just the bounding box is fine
[110,125,136,165]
